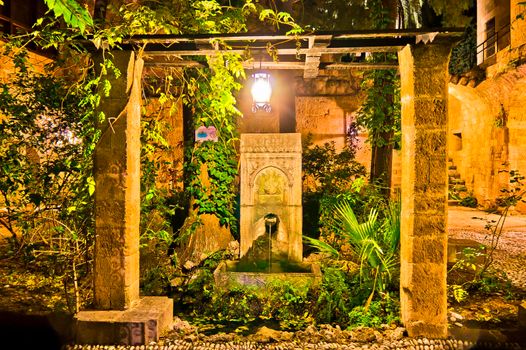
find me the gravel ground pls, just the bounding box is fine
[64,338,523,350]
[448,207,526,290]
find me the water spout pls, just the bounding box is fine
[264,213,278,272]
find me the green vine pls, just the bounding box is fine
[183,51,245,233]
[355,0,400,188]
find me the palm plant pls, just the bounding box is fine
[305,198,401,310]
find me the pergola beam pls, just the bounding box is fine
[83,29,462,74]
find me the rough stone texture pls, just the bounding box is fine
[93,51,143,310]
[142,97,184,190]
[519,301,526,328]
[0,42,52,84]
[295,96,371,169]
[75,296,173,345]
[511,1,526,49]
[448,65,526,214]
[239,133,302,262]
[213,260,321,291]
[398,41,453,338]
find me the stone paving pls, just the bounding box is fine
[448,206,526,290]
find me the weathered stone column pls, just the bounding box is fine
[398,41,453,338]
[76,50,173,345]
[93,50,143,310]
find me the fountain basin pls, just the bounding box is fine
[213,260,322,292]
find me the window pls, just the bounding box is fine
[485,18,496,59]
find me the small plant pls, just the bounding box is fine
[481,169,525,276]
[347,293,400,327]
[494,104,507,128]
[448,284,468,303]
[460,193,478,208]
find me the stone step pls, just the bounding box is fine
[448,199,461,206]
[449,179,465,185]
[449,185,468,192]
[448,165,457,170]
[448,172,461,179]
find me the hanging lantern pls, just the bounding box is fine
[251,72,272,113]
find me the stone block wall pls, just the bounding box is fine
[238,69,376,182]
[448,65,526,213]
[511,0,526,49]
[294,70,372,172]
[142,97,184,191]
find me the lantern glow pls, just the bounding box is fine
[251,72,272,113]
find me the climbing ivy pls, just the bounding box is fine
[183,51,246,232]
[355,0,400,188]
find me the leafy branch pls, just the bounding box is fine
[43,0,93,34]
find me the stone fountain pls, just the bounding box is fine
[214,133,320,289]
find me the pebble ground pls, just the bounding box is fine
[65,337,523,350]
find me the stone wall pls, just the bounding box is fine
[448,65,526,212]
[0,43,51,83]
[142,97,184,191]
[511,0,526,48]
[294,70,372,172]
[477,0,510,66]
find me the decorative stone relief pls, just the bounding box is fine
[240,133,303,262]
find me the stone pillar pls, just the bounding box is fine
[93,50,143,310]
[76,51,173,346]
[398,41,453,338]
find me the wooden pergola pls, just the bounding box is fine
[77,28,464,345]
[93,28,461,77]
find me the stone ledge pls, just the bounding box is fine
[75,296,173,345]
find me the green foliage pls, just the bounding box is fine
[183,53,244,233]
[43,0,93,34]
[427,0,473,27]
[449,23,477,75]
[0,50,96,312]
[313,267,357,325]
[399,0,472,28]
[355,65,400,149]
[302,135,366,195]
[296,0,372,31]
[460,194,478,208]
[302,133,367,241]
[448,284,468,303]
[194,281,312,330]
[335,201,400,303]
[347,294,400,328]
[306,198,401,310]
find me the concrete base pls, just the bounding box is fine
[75,296,173,345]
[213,260,322,293]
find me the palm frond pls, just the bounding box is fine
[303,236,339,258]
